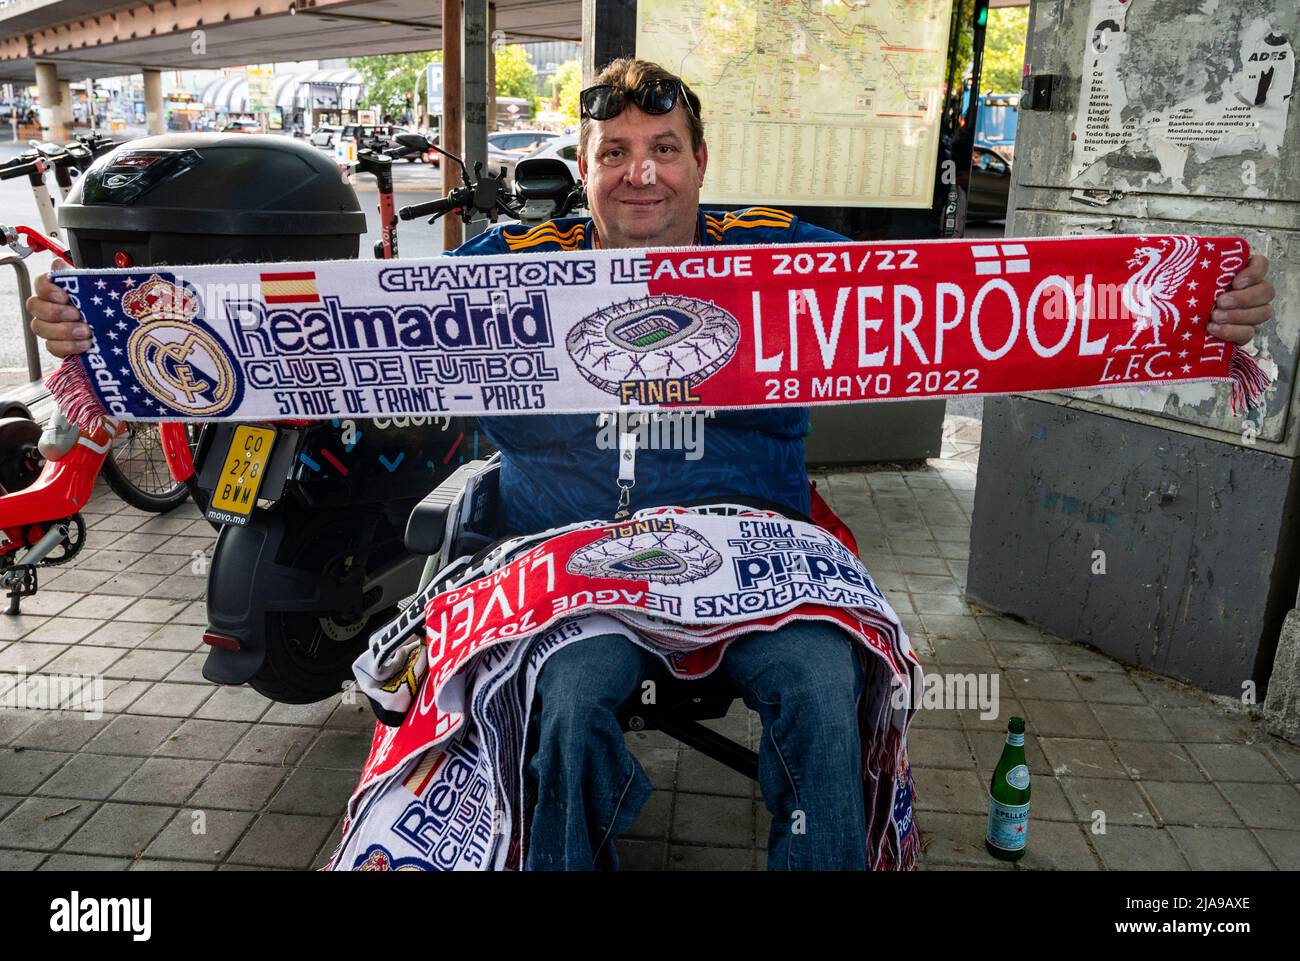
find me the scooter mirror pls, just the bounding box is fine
[396,133,430,153]
[513,157,574,203]
[513,158,581,224]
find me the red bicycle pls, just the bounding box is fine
[0,384,125,614]
[1,140,198,514]
[0,219,206,614]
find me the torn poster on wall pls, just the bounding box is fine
[1070,0,1294,189]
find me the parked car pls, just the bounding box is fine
[967,145,1011,223]
[221,119,263,134]
[309,124,343,149]
[488,129,559,155]
[518,134,580,185]
[487,145,518,181]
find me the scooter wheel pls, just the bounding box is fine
[249,603,401,705]
[246,511,411,704]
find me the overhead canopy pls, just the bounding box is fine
[0,0,581,81]
[196,68,362,113]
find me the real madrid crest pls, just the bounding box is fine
[123,274,241,417]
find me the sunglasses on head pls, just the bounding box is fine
[579,79,699,121]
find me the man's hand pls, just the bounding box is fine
[1210,253,1275,347]
[26,258,93,358]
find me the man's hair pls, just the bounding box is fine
[578,58,705,158]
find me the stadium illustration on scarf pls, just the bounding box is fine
[39,232,1271,871]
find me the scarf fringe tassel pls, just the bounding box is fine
[1229,347,1271,416]
[44,357,110,433]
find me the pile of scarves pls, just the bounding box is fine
[328,502,923,871]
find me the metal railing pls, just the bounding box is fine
[1,252,40,383]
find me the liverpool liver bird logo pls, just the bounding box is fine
[1116,236,1199,349]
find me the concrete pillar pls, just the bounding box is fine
[143,69,165,135]
[57,79,73,133]
[463,0,488,240]
[34,63,68,142]
[968,0,1300,696]
[1264,607,1300,743]
[442,0,462,251]
[581,0,636,83]
[488,3,496,132]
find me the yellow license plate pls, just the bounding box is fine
[207,426,277,525]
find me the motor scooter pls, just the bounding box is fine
[192,134,547,703]
[24,131,577,700]
[195,140,585,703]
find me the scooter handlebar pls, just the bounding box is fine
[0,159,40,181]
[398,195,462,221]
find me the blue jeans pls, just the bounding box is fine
[524,620,867,870]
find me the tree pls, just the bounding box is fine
[980,7,1030,93]
[535,60,583,125]
[494,44,537,101]
[350,52,441,117]
[954,0,974,89]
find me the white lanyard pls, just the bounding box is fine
[616,410,642,517]
[614,411,638,520]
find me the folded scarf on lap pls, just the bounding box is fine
[332,504,922,871]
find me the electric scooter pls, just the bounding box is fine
[0,399,123,615]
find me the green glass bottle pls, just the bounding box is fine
[985,716,1030,861]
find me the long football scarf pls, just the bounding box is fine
[45,234,1269,431]
[327,503,923,871]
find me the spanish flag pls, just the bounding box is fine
[260,270,320,304]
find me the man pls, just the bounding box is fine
[28,58,1277,870]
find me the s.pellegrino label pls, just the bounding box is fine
[986,716,1030,860]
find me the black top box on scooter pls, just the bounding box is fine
[58,133,367,268]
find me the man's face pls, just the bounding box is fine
[578,98,707,249]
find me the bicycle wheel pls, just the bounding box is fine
[101,422,191,513]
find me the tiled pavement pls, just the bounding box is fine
[1,416,1298,871]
